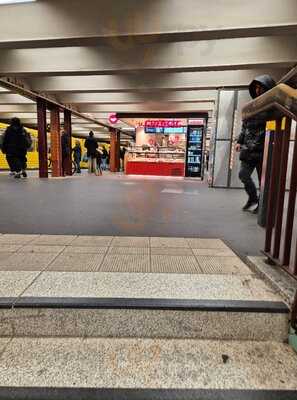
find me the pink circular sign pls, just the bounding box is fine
[109,113,118,124]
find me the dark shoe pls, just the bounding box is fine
[14,173,21,179]
[252,205,259,214]
[242,199,258,211]
[22,171,27,178]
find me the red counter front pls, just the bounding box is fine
[126,161,185,177]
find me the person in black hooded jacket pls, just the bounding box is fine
[235,75,276,213]
[2,117,32,179]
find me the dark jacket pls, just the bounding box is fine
[61,133,71,158]
[72,144,82,161]
[2,125,31,157]
[84,137,98,157]
[101,148,108,159]
[95,150,102,165]
[237,75,276,164]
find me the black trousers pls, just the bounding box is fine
[239,161,262,202]
[6,155,27,173]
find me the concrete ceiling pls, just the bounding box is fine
[0,0,296,136]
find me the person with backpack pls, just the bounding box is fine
[72,140,82,174]
[2,117,32,179]
[84,131,98,174]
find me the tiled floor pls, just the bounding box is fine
[0,234,253,275]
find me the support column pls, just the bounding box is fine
[36,98,48,178]
[50,106,62,177]
[64,109,72,175]
[110,129,120,172]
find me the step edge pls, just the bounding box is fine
[0,388,295,400]
[0,297,289,314]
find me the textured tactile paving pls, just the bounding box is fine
[48,253,105,272]
[70,236,113,247]
[192,248,236,257]
[17,245,65,255]
[63,246,108,254]
[111,237,150,247]
[107,247,150,255]
[151,255,201,274]
[0,234,39,245]
[0,245,22,253]
[0,253,57,271]
[151,247,193,256]
[99,255,150,273]
[196,256,253,275]
[187,238,229,249]
[150,237,190,248]
[31,235,77,246]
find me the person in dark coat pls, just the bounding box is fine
[95,149,103,176]
[84,131,98,174]
[2,117,32,179]
[236,75,276,213]
[72,140,82,174]
[61,130,71,176]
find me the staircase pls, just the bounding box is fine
[0,234,296,399]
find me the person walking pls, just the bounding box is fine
[2,117,32,179]
[72,140,82,174]
[95,149,103,176]
[101,146,108,171]
[235,75,276,214]
[84,131,98,174]
[61,130,71,176]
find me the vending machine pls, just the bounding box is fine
[185,125,205,178]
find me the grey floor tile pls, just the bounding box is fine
[107,247,150,255]
[150,237,189,248]
[71,236,113,247]
[17,245,65,255]
[0,245,23,253]
[99,255,150,273]
[0,271,39,297]
[192,248,237,257]
[196,256,253,275]
[31,235,77,246]
[187,238,229,249]
[111,237,150,247]
[0,253,13,262]
[0,253,57,271]
[48,253,105,272]
[151,255,201,274]
[0,234,39,245]
[63,246,108,254]
[151,248,193,256]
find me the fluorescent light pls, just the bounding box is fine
[0,0,36,4]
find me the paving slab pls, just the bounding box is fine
[70,236,113,247]
[20,272,282,302]
[0,245,22,253]
[0,253,57,271]
[151,248,193,256]
[107,247,150,255]
[0,271,39,297]
[100,255,151,273]
[17,245,65,255]
[0,338,296,390]
[30,235,77,246]
[196,256,253,275]
[111,237,150,247]
[0,234,39,245]
[150,237,190,248]
[48,253,105,272]
[63,246,108,254]
[192,248,237,257]
[187,238,229,249]
[151,255,201,274]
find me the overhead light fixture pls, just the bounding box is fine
[0,0,36,4]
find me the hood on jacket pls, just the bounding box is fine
[249,75,276,99]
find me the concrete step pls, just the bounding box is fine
[0,337,296,399]
[0,272,289,341]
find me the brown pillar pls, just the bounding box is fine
[50,106,62,177]
[36,98,48,178]
[64,109,72,175]
[110,129,120,172]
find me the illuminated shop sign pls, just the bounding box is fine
[145,120,182,128]
[145,126,187,134]
[109,113,118,124]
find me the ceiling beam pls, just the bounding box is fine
[0,37,296,76]
[27,69,287,93]
[0,0,296,48]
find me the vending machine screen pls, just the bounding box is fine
[186,127,204,178]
